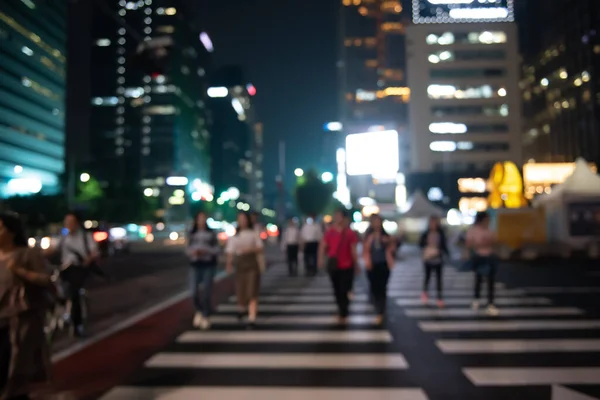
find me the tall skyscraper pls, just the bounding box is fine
[405,0,521,209]
[337,0,410,210]
[0,0,67,198]
[68,0,215,219]
[520,0,600,167]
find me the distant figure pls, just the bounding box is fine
[300,215,322,277]
[282,218,300,276]
[318,209,359,325]
[419,215,449,308]
[466,211,499,316]
[363,214,396,325]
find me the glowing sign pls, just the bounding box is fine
[412,0,513,23]
[324,122,343,131]
[246,84,256,96]
[345,130,399,177]
[207,87,228,98]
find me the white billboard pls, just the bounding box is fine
[345,130,399,177]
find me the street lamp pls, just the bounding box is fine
[321,172,334,182]
[80,173,90,183]
[294,168,304,177]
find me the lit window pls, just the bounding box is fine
[144,105,176,115]
[156,7,164,14]
[156,25,174,34]
[541,78,549,87]
[145,7,152,14]
[165,7,176,15]
[125,1,137,10]
[497,88,507,97]
[558,68,568,79]
[118,57,125,64]
[582,71,590,82]
[95,39,110,47]
[428,84,500,99]
[144,27,152,34]
[429,122,467,134]
[119,9,126,16]
[425,32,454,45]
[21,46,33,56]
[117,77,125,84]
[381,22,404,34]
[117,66,125,74]
[91,97,118,106]
[144,17,152,24]
[116,147,124,156]
[118,38,126,45]
[430,141,456,152]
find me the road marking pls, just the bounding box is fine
[437,339,600,353]
[177,330,393,343]
[218,303,373,312]
[396,297,551,307]
[100,387,430,400]
[523,287,600,294]
[390,289,525,297]
[405,307,584,318]
[209,315,376,325]
[419,320,600,332]
[552,385,598,400]
[463,367,600,386]
[145,353,409,369]
[231,294,369,303]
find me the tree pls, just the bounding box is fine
[294,169,335,216]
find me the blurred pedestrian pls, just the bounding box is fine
[187,211,220,330]
[0,212,53,399]
[466,211,499,316]
[362,214,396,325]
[226,212,263,329]
[318,209,359,325]
[300,214,322,276]
[419,215,449,308]
[281,218,300,276]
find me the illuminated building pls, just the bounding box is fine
[338,0,410,173]
[0,1,67,197]
[208,66,263,210]
[520,0,600,167]
[407,0,521,175]
[68,0,214,215]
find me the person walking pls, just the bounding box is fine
[0,212,53,400]
[419,215,449,308]
[300,215,322,276]
[187,211,220,330]
[318,209,359,325]
[362,214,395,325]
[281,218,300,276]
[226,212,263,329]
[466,211,499,316]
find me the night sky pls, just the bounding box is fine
[196,0,339,196]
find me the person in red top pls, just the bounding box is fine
[318,208,359,324]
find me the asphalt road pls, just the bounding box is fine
[51,242,283,353]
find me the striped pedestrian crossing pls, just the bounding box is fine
[388,257,600,396]
[100,262,427,400]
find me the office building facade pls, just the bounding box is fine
[69,0,214,219]
[405,0,521,210]
[520,0,600,167]
[0,0,67,198]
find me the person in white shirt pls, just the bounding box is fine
[226,212,264,328]
[282,218,300,276]
[48,212,100,337]
[300,215,322,276]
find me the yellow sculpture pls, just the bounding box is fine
[487,161,528,209]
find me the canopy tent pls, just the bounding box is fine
[400,190,445,219]
[534,157,600,207]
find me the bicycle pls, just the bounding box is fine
[44,268,90,344]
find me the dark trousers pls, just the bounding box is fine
[190,264,217,317]
[60,266,89,328]
[286,244,299,276]
[368,262,390,315]
[329,268,354,317]
[304,242,319,275]
[473,255,497,305]
[423,262,443,299]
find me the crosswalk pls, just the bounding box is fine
[99,264,429,400]
[99,253,600,399]
[391,257,600,399]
